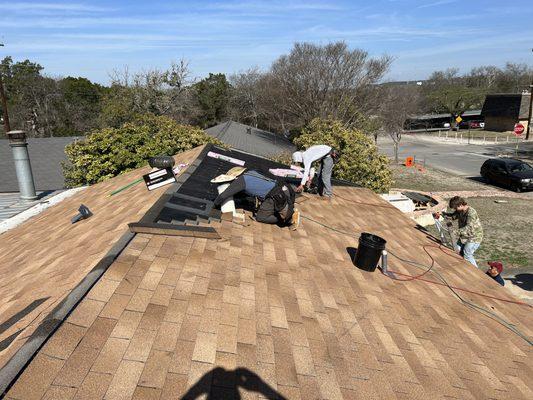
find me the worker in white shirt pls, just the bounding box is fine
[292,145,340,197]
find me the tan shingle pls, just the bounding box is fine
[7,354,64,400]
[105,360,144,400]
[41,322,87,360]
[91,337,129,374]
[52,345,100,388]
[75,372,113,400]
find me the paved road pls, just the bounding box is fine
[378,136,533,197]
[378,136,533,176]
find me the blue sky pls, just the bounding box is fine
[1,0,532,84]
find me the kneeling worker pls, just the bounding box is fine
[434,196,483,268]
[292,145,340,197]
[214,170,299,227]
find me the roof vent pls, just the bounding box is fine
[7,130,37,200]
[246,127,252,135]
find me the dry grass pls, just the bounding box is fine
[390,163,487,192]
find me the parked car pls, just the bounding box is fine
[480,158,533,192]
[468,121,485,129]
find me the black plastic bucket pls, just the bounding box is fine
[354,233,386,272]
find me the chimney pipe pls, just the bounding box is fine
[7,130,37,200]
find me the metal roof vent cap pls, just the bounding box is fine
[7,130,38,200]
[246,127,252,135]
[7,130,27,145]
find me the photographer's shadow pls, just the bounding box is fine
[181,367,287,399]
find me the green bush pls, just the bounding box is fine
[294,118,392,192]
[63,114,220,187]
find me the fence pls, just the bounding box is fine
[406,129,526,146]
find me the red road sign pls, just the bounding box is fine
[514,123,525,135]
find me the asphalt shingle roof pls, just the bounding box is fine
[0,137,79,192]
[1,145,532,399]
[205,121,295,158]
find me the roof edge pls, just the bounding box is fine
[0,231,135,396]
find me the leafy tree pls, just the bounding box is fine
[0,56,49,133]
[423,68,483,123]
[293,118,392,192]
[495,62,533,93]
[423,64,533,119]
[193,73,231,128]
[58,76,104,135]
[0,57,104,136]
[62,114,220,186]
[0,57,43,94]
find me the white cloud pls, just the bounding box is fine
[208,0,343,12]
[0,13,268,29]
[394,33,533,59]
[416,0,458,9]
[302,25,479,39]
[0,2,110,12]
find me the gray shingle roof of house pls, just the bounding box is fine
[0,137,79,192]
[481,93,531,119]
[205,121,295,158]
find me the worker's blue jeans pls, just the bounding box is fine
[455,241,480,268]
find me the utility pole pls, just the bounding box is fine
[0,42,11,134]
[526,84,532,141]
[527,49,533,141]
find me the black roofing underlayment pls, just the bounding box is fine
[137,144,358,228]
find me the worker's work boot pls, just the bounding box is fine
[291,209,301,230]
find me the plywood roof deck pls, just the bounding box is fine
[0,146,205,372]
[4,180,532,399]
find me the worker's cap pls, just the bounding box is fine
[210,166,246,184]
[292,151,303,163]
[487,261,503,274]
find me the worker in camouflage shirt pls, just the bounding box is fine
[434,196,483,268]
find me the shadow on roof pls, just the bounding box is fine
[180,367,286,399]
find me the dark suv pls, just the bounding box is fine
[480,158,533,192]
